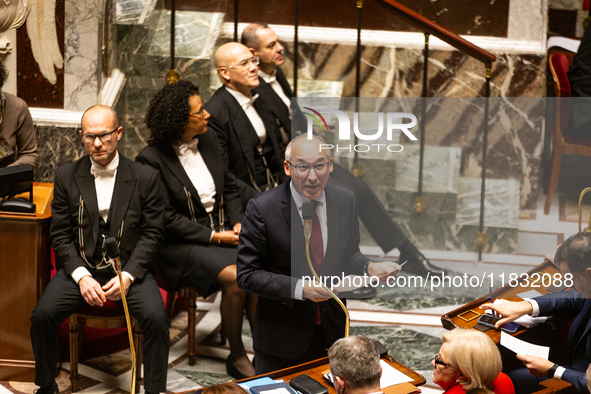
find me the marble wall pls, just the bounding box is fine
[64,0,101,111]
[34,125,85,182]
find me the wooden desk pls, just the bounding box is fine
[0,182,53,381]
[188,355,425,394]
[442,260,574,393]
[441,260,562,343]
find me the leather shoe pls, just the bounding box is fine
[226,357,249,380]
[34,381,58,394]
[402,253,447,277]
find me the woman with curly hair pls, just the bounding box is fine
[137,80,256,379]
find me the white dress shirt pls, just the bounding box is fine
[176,138,217,213]
[259,69,291,115]
[225,86,266,149]
[176,138,217,242]
[71,152,134,284]
[290,181,328,299]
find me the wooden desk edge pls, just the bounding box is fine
[181,356,425,394]
[538,378,573,394]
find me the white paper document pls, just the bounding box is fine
[517,290,543,299]
[500,331,550,359]
[261,388,291,394]
[380,359,413,388]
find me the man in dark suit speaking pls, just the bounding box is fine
[30,105,170,394]
[241,23,446,279]
[236,133,400,374]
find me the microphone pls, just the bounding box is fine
[302,201,315,241]
[105,237,121,274]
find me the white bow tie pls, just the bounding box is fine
[244,94,259,110]
[90,164,116,178]
[178,138,199,156]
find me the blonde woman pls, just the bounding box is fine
[432,329,514,394]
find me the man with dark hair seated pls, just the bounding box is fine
[483,232,591,393]
[328,336,383,394]
[241,23,446,278]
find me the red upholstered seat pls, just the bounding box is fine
[544,53,591,214]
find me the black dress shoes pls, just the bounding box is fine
[401,253,447,277]
[226,357,249,380]
[34,381,58,394]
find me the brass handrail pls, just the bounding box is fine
[377,0,496,67]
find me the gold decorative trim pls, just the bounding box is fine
[458,309,480,322]
[414,196,427,215]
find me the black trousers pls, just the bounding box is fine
[30,268,170,393]
[254,323,329,375]
[329,163,408,254]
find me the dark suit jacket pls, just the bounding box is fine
[236,182,370,359]
[135,131,244,290]
[50,154,165,280]
[204,86,287,193]
[536,291,591,392]
[252,67,307,141]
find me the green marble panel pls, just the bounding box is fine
[148,11,224,59]
[456,178,520,228]
[172,371,233,387]
[115,0,158,24]
[350,326,441,371]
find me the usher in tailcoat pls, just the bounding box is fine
[136,131,244,292]
[32,154,169,393]
[204,86,287,194]
[236,182,370,359]
[51,154,165,277]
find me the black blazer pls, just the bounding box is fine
[50,154,165,280]
[204,86,287,193]
[236,182,370,358]
[136,131,244,290]
[252,67,307,140]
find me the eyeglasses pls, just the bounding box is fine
[288,161,331,177]
[190,108,205,118]
[80,128,118,144]
[224,56,260,70]
[434,354,449,368]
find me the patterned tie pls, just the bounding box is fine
[310,200,324,324]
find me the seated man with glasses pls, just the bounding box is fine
[236,133,400,374]
[328,336,383,394]
[205,42,288,207]
[30,105,170,394]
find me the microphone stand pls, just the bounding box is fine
[302,202,350,337]
[106,237,137,394]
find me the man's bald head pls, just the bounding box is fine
[81,104,118,130]
[214,42,250,68]
[215,42,260,95]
